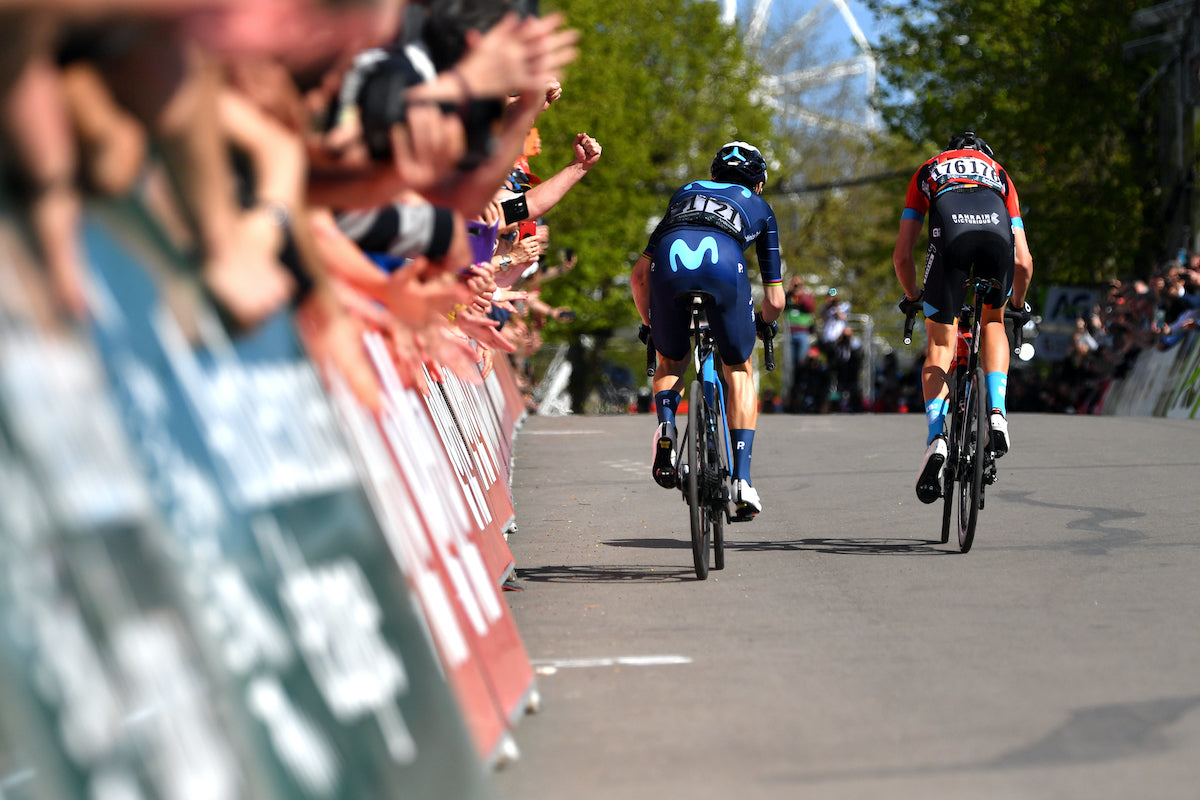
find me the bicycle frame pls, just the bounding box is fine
[642,294,775,577]
[691,308,734,495]
[904,276,1021,551]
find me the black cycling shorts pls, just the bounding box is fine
[922,187,1015,324]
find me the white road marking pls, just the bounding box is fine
[533,655,693,675]
[601,459,644,474]
[523,430,605,435]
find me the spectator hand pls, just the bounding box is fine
[544,79,563,109]
[455,306,518,354]
[573,133,601,171]
[459,13,578,98]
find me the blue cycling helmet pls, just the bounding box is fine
[710,141,768,188]
[946,130,995,159]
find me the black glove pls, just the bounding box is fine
[638,323,652,345]
[897,291,924,316]
[754,311,777,340]
[1010,300,1033,325]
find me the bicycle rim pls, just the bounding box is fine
[939,368,958,545]
[687,381,710,579]
[957,368,986,552]
[711,388,727,571]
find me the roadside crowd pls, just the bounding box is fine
[0,0,591,409]
[1012,254,1200,414]
[777,255,1200,417]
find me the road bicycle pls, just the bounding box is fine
[644,293,776,579]
[902,278,1029,552]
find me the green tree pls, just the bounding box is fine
[531,0,778,410]
[864,0,1170,285]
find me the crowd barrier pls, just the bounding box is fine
[1100,328,1200,418]
[0,199,536,799]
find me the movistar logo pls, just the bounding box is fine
[669,236,718,272]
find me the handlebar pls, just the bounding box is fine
[640,324,656,377]
[898,293,923,345]
[755,312,777,372]
[1005,303,1032,356]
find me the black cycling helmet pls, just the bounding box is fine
[946,130,995,159]
[710,141,768,188]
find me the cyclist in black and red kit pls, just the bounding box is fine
[893,131,1034,503]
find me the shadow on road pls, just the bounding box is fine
[514,563,696,583]
[608,536,954,557]
[734,537,954,556]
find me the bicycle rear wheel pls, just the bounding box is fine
[687,380,710,579]
[957,366,986,552]
[939,368,960,545]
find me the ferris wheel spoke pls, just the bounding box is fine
[727,0,878,133]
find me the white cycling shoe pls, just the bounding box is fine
[989,410,1010,457]
[733,479,762,517]
[916,435,948,504]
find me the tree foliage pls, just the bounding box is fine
[864,0,1170,284]
[531,0,777,331]
[529,0,778,406]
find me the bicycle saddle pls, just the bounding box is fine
[673,290,716,310]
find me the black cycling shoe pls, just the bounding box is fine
[916,435,948,504]
[651,421,678,489]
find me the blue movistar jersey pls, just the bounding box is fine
[643,180,783,288]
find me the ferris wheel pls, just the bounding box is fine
[718,0,879,134]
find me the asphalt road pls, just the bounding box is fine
[491,412,1200,800]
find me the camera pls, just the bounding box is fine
[356,53,503,169]
[501,194,529,225]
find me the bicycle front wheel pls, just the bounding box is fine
[687,380,710,579]
[957,366,986,552]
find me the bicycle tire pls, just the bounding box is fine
[939,367,959,545]
[711,386,727,571]
[687,380,710,579]
[957,366,986,552]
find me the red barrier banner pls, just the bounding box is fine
[362,335,536,733]
[420,370,516,584]
[317,361,513,765]
[488,351,528,439]
[433,370,518,556]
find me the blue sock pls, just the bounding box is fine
[925,398,948,444]
[655,390,681,426]
[730,428,755,481]
[986,372,1008,415]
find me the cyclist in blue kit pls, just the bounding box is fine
[631,142,785,517]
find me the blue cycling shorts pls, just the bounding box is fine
[648,227,756,365]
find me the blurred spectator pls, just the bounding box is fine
[789,346,831,414]
[818,287,848,359]
[830,325,864,412]
[783,275,815,379]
